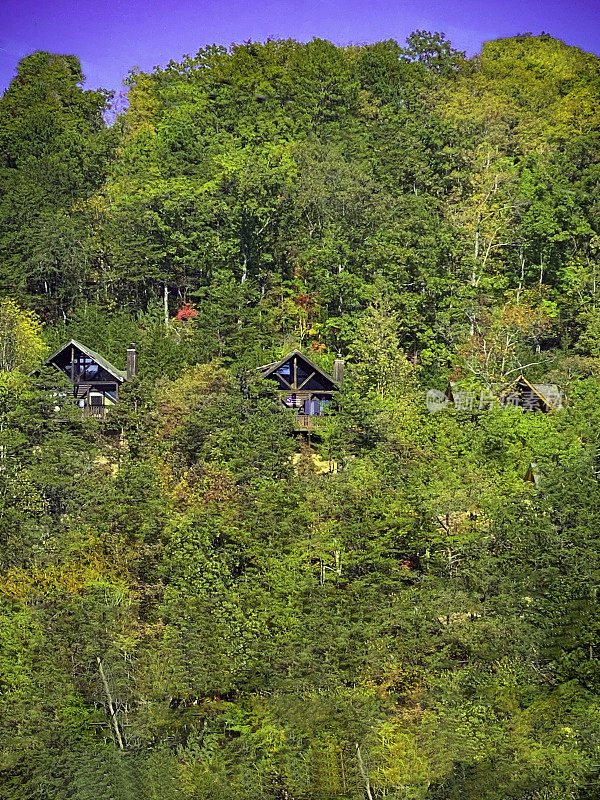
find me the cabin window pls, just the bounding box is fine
[277,363,292,381]
[66,355,97,380]
[90,394,104,406]
[300,397,331,416]
[64,354,112,382]
[82,362,99,380]
[304,373,332,392]
[296,362,312,384]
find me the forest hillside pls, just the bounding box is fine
[2,33,600,799]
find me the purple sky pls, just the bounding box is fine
[2,0,600,95]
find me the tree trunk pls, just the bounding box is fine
[97,657,125,750]
[355,743,374,800]
[163,283,169,326]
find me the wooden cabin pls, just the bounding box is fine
[42,339,137,418]
[524,462,542,486]
[502,375,563,413]
[258,350,342,432]
[444,381,456,403]
[443,376,563,413]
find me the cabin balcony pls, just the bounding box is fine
[84,404,108,420]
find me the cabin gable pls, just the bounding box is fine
[259,350,340,431]
[42,339,129,417]
[502,375,562,413]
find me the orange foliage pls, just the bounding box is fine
[174,301,198,322]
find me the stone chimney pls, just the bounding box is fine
[333,354,344,386]
[126,343,138,381]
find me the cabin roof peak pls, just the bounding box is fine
[506,374,560,398]
[258,348,339,386]
[502,374,562,412]
[44,339,127,382]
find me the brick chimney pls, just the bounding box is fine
[126,343,138,381]
[333,354,344,386]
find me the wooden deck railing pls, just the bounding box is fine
[85,405,107,419]
[295,414,321,431]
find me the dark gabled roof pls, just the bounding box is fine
[531,383,560,399]
[258,349,338,387]
[525,462,542,487]
[44,339,127,382]
[503,375,561,409]
[444,381,457,401]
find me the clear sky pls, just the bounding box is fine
[2,0,600,94]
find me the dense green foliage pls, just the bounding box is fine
[2,32,600,799]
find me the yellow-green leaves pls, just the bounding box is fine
[0,298,46,373]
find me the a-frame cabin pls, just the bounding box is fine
[259,350,343,432]
[502,375,562,413]
[42,339,137,417]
